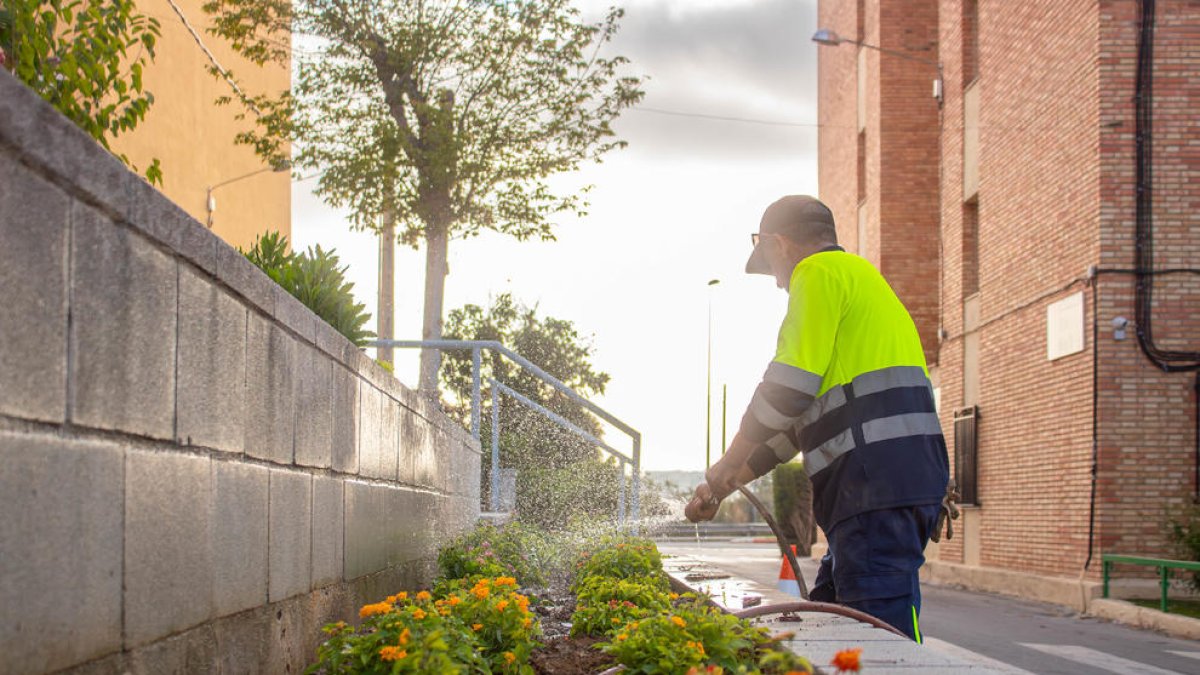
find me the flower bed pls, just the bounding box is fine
[308,524,862,674]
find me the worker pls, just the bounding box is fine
[685,195,950,642]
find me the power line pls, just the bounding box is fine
[162,0,260,115]
[628,105,816,127]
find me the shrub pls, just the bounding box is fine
[772,462,814,550]
[570,577,671,637]
[446,577,540,673]
[437,522,560,588]
[242,232,374,346]
[599,597,771,674]
[1167,501,1200,592]
[574,536,668,591]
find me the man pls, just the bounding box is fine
[685,195,950,642]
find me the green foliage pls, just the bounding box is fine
[436,522,564,589]
[573,537,668,592]
[599,596,773,674]
[771,462,811,545]
[242,232,374,347]
[570,577,671,637]
[1,0,163,185]
[1167,501,1200,592]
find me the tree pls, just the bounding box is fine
[203,0,644,394]
[441,292,609,467]
[1,0,163,184]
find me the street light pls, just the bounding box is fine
[205,160,292,229]
[706,278,721,469]
[811,28,943,103]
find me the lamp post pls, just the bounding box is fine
[205,160,292,229]
[811,28,943,104]
[706,278,721,469]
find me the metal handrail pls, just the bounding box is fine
[1101,553,1200,613]
[370,339,642,521]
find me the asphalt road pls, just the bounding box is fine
[657,540,1200,675]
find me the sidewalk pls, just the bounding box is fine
[662,553,1025,674]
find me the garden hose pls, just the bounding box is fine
[733,487,910,640]
[736,486,809,599]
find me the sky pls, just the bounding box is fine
[291,0,822,473]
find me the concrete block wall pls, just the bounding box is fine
[0,71,481,674]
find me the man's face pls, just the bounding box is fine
[760,233,796,289]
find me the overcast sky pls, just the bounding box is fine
[292,0,821,472]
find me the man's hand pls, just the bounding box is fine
[685,482,721,522]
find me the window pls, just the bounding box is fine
[954,405,979,505]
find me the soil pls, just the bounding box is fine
[528,585,617,675]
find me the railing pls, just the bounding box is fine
[1101,554,1200,613]
[370,339,642,523]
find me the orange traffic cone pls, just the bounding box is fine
[777,545,801,597]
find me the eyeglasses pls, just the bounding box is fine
[751,232,777,247]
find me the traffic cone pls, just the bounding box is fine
[777,545,801,597]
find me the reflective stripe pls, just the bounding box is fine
[803,428,855,477]
[862,412,943,444]
[798,384,847,429]
[853,366,930,397]
[765,361,823,396]
[912,605,922,644]
[750,391,796,431]
[767,432,798,461]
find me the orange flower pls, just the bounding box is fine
[628,622,639,630]
[449,595,463,606]
[359,602,393,618]
[379,646,407,661]
[831,647,863,672]
[503,652,516,664]
[398,628,411,646]
[411,608,427,620]
[670,616,687,628]
[610,617,620,624]
[416,590,432,602]
[472,623,484,631]
[616,633,628,641]
[496,576,517,587]
[521,617,532,628]
[496,600,510,611]
[472,586,490,599]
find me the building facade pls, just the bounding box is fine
[817,0,1199,588]
[110,0,291,251]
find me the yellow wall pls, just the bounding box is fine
[109,0,291,252]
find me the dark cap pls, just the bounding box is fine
[745,195,837,275]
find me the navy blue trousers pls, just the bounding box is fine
[808,504,941,642]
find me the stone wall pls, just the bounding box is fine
[0,71,481,674]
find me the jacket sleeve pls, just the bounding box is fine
[736,260,845,477]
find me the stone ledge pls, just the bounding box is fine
[918,559,1100,613]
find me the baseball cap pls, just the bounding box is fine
[745,195,837,275]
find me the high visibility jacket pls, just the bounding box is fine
[738,247,950,530]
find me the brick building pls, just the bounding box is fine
[816,0,1199,596]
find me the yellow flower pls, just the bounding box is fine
[671,616,687,628]
[496,600,510,611]
[411,608,427,620]
[503,652,516,664]
[379,646,407,662]
[472,623,483,631]
[669,593,680,600]
[360,602,393,618]
[449,595,463,606]
[416,590,432,602]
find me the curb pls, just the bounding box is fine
[1086,598,1200,640]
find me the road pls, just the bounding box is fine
[658,540,1200,675]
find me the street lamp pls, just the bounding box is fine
[205,160,292,229]
[706,278,721,469]
[811,28,943,103]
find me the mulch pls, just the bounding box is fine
[528,585,617,675]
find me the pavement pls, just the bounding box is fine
[659,540,1200,675]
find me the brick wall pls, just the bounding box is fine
[820,0,1199,583]
[1096,0,1200,566]
[0,72,481,673]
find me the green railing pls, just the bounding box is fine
[1102,554,1200,613]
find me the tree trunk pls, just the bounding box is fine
[418,224,449,396]
[377,208,395,366]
